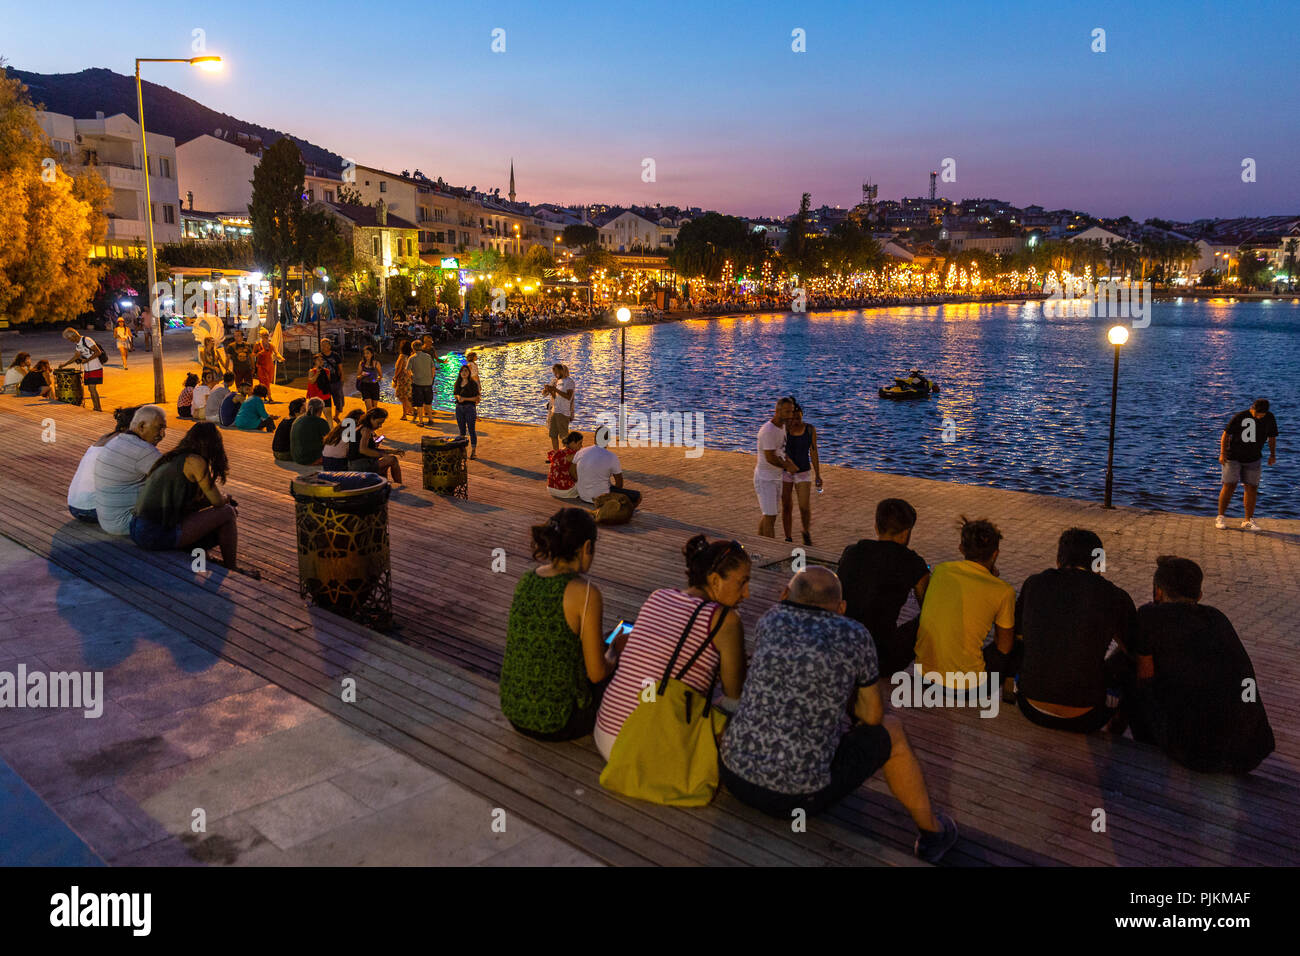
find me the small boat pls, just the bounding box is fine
[878,369,940,400]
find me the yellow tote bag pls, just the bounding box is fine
[600,603,729,807]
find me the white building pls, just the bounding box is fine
[598,210,675,252]
[36,110,182,259]
[1068,225,1127,246]
[1190,239,1240,276]
[176,132,260,215]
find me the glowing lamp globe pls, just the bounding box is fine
[616,307,631,324]
[1107,325,1129,346]
[312,292,325,306]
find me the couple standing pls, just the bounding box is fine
[755,397,822,544]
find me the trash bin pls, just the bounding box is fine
[290,471,392,628]
[421,435,469,498]
[53,368,84,406]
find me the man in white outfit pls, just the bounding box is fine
[756,398,799,537]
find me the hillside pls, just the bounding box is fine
[7,66,342,170]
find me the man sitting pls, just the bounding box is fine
[837,498,930,678]
[573,426,641,508]
[914,516,1017,696]
[290,398,331,465]
[205,372,234,423]
[92,405,166,536]
[271,398,304,460]
[720,567,958,862]
[233,383,277,432]
[1015,528,1138,733]
[1115,556,1274,774]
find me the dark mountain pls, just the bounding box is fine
[7,66,342,171]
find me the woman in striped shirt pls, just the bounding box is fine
[593,535,750,760]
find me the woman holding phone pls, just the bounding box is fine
[346,407,404,485]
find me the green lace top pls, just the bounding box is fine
[499,570,592,733]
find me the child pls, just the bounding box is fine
[177,372,199,419]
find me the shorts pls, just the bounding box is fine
[347,458,380,473]
[83,369,103,385]
[129,514,182,551]
[1017,695,1115,734]
[357,380,380,402]
[321,456,349,470]
[754,475,782,516]
[68,505,98,523]
[548,412,570,439]
[18,389,40,397]
[411,384,433,407]
[782,469,813,484]
[548,485,580,499]
[720,722,892,819]
[1223,459,1261,486]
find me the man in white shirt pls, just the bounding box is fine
[574,427,642,507]
[756,397,799,537]
[205,373,234,423]
[544,363,576,450]
[93,406,167,535]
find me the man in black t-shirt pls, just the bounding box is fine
[1116,556,1274,774]
[1216,398,1279,531]
[1015,528,1138,733]
[837,498,930,678]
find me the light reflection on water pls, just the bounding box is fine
[402,300,1300,517]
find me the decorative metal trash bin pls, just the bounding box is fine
[421,435,469,498]
[290,471,392,628]
[54,368,84,406]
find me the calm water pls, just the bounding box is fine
[411,299,1300,517]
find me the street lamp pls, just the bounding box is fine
[1103,324,1129,509]
[136,54,223,402]
[616,306,631,443]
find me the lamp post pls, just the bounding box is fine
[312,291,325,358]
[136,54,222,403]
[1103,324,1129,509]
[616,306,631,443]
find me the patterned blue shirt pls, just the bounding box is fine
[720,601,879,794]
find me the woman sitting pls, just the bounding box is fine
[347,408,405,484]
[593,535,750,760]
[546,431,583,498]
[67,405,139,522]
[4,352,31,395]
[320,409,363,470]
[18,360,56,399]
[177,372,199,419]
[129,421,259,578]
[233,384,277,431]
[500,508,619,741]
[191,370,214,422]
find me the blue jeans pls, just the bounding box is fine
[455,402,477,446]
[69,505,98,523]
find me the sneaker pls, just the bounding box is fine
[915,812,959,863]
[1241,519,1261,531]
[1214,515,1228,529]
[802,531,812,546]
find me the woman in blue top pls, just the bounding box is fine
[233,384,278,431]
[781,398,822,546]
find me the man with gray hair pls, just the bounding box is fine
[719,566,959,862]
[93,405,166,535]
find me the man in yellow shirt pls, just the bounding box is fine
[914,517,1017,692]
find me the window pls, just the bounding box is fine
[161,157,172,178]
[150,203,156,223]
[379,182,387,193]
[163,205,176,225]
[372,236,380,257]
[324,189,334,203]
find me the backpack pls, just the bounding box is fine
[591,491,636,525]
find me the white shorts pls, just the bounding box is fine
[754,475,782,516]
[782,469,813,484]
[548,485,580,499]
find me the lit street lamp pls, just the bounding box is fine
[1103,324,1129,509]
[616,306,631,443]
[312,291,325,355]
[136,54,222,403]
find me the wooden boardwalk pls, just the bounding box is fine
[1,391,1297,866]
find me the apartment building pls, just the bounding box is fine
[36,110,182,258]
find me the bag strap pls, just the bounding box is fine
[683,606,730,718]
[675,605,729,683]
[656,600,710,696]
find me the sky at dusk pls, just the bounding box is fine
[4,0,1298,221]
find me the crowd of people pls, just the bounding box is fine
[692,291,1025,315]
[499,498,1276,861]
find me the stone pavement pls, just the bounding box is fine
[0,535,599,866]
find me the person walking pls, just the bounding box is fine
[1216,398,1279,531]
[393,340,414,421]
[755,397,799,537]
[225,328,255,391]
[407,341,435,426]
[779,398,822,545]
[355,345,383,412]
[138,307,153,351]
[113,317,133,370]
[454,361,480,459]
[58,327,106,412]
[318,337,345,422]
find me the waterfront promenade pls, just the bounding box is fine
[0,349,1296,866]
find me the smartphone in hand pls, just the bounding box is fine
[606,620,633,645]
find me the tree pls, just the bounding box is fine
[1284,238,1298,291]
[249,138,305,323]
[0,68,110,325]
[561,224,598,248]
[521,244,555,277]
[782,192,812,275]
[669,212,765,279]
[297,207,353,281]
[336,184,364,206]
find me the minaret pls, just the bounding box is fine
[508,159,516,203]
